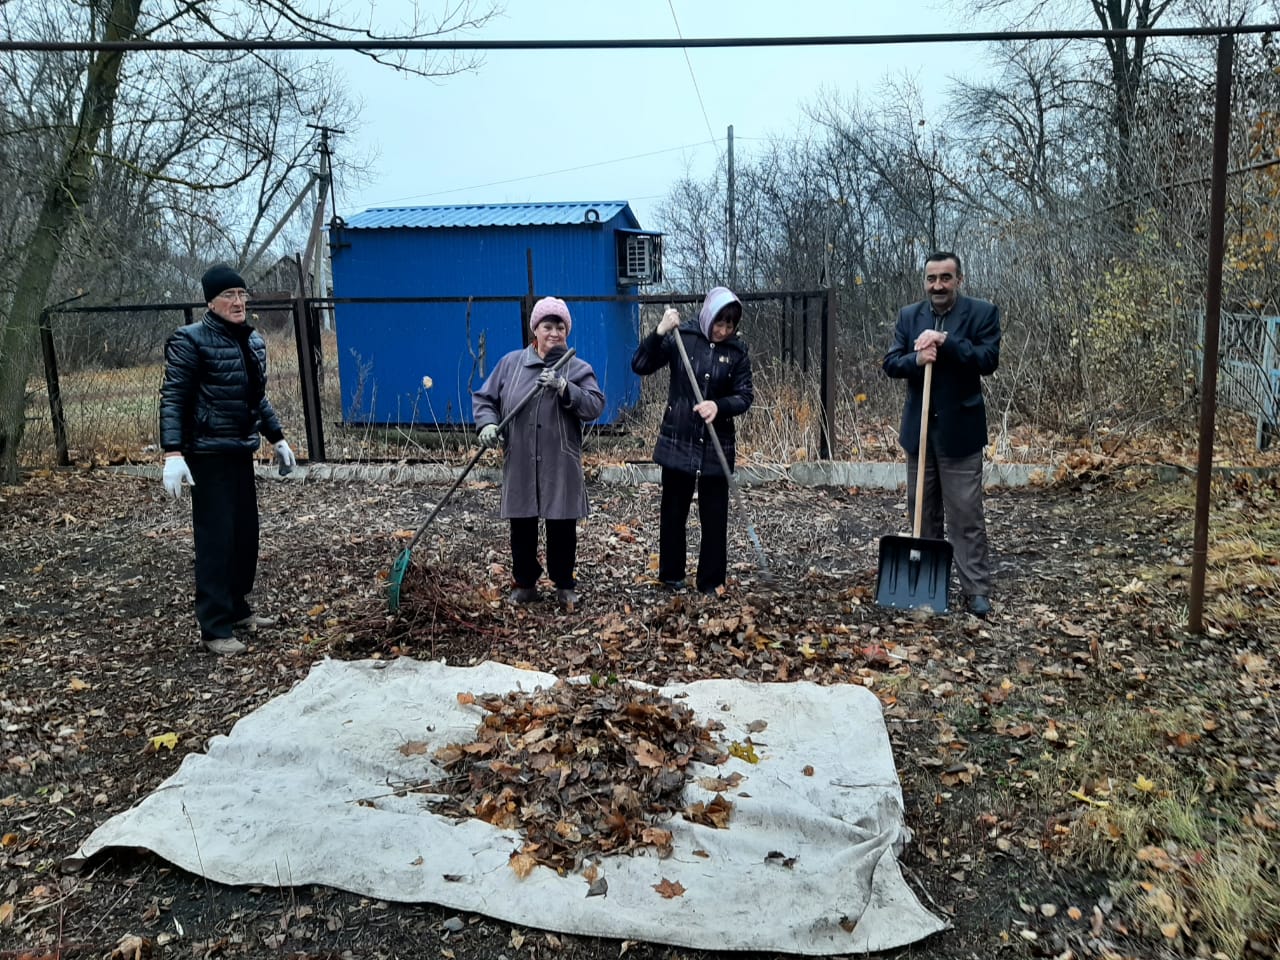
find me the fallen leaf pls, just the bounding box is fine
[146,733,179,753]
[640,826,672,848]
[728,740,759,764]
[653,878,685,899]
[111,934,151,960]
[633,739,664,769]
[508,852,537,879]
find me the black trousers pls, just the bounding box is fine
[188,452,259,640]
[510,517,577,589]
[659,467,729,592]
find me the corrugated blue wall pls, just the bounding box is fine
[330,215,642,425]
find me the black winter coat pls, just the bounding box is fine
[882,294,1001,458]
[159,312,285,455]
[631,323,754,477]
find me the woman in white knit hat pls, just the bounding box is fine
[631,287,754,595]
[472,297,605,608]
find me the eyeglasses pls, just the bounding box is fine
[215,289,250,302]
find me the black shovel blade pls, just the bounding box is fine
[875,535,954,613]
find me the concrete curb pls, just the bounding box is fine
[117,460,1051,488]
[110,460,1270,489]
[600,461,1052,488]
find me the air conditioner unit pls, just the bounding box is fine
[617,233,663,286]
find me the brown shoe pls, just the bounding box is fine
[556,588,579,608]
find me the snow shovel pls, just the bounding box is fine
[669,322,770,578]
[386,347,576,612]
[875,361,953,613]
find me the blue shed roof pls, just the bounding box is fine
[344,201,641,230]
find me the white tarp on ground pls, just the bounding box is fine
[72,659,946,955]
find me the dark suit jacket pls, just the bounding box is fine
[882,294,1001,458]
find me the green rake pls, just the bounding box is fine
[387,347,576,612]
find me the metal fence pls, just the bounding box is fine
[22,288,839,468]
[1207,312,1280,449]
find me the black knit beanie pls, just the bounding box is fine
[201,264,247,302]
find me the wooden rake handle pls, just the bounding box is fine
[670,326,736,484]
[913,361,934,539]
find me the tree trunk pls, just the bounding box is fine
[0,0,142,482]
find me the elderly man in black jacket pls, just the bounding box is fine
[158,264,296,654]
[883,251,1001,617]
[631,287,754,595]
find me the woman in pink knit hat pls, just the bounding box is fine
[472,297,605,608]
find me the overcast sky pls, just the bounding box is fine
[328,1,979,230]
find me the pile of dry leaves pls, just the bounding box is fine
[425,680,730,875]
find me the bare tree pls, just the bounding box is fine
[0,0,500,481]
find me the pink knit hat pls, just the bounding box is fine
[529,296,572,336]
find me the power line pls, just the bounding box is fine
[667,0,718,147]
[4,24,1278,53]
[358,140,721,207]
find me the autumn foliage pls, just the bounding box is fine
[427,681,729,874]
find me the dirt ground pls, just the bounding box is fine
[1,460,1277,960]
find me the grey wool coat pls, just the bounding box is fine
[472,345,605,520]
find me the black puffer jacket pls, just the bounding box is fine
[159,312,284,455]
[631,319,754,478]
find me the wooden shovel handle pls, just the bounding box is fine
[913,362,933,539]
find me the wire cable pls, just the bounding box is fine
[667,0,719,147]
[360,139,721,207]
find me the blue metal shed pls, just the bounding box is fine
[328,201,661,427]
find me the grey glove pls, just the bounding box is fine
[537,368,568,395]
[478,424,501,448]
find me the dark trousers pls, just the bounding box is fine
[906,441,991,597]
[510,517,577,589]
[659,467,729,592]
[188,452,259,640]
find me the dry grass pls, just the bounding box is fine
[14,327,1270,469]
[1019,698,1280,958]
[1020,478,1280,958]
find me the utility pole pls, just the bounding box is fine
[726,124,736,290]
[306,123,343,329]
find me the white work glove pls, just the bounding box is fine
[162,455,194,499]
[537,368,568,395]
[478,424,501,449]
[274,439,296,475]
[657,308,680,336]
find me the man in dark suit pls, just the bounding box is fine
[883,251,1001,617]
